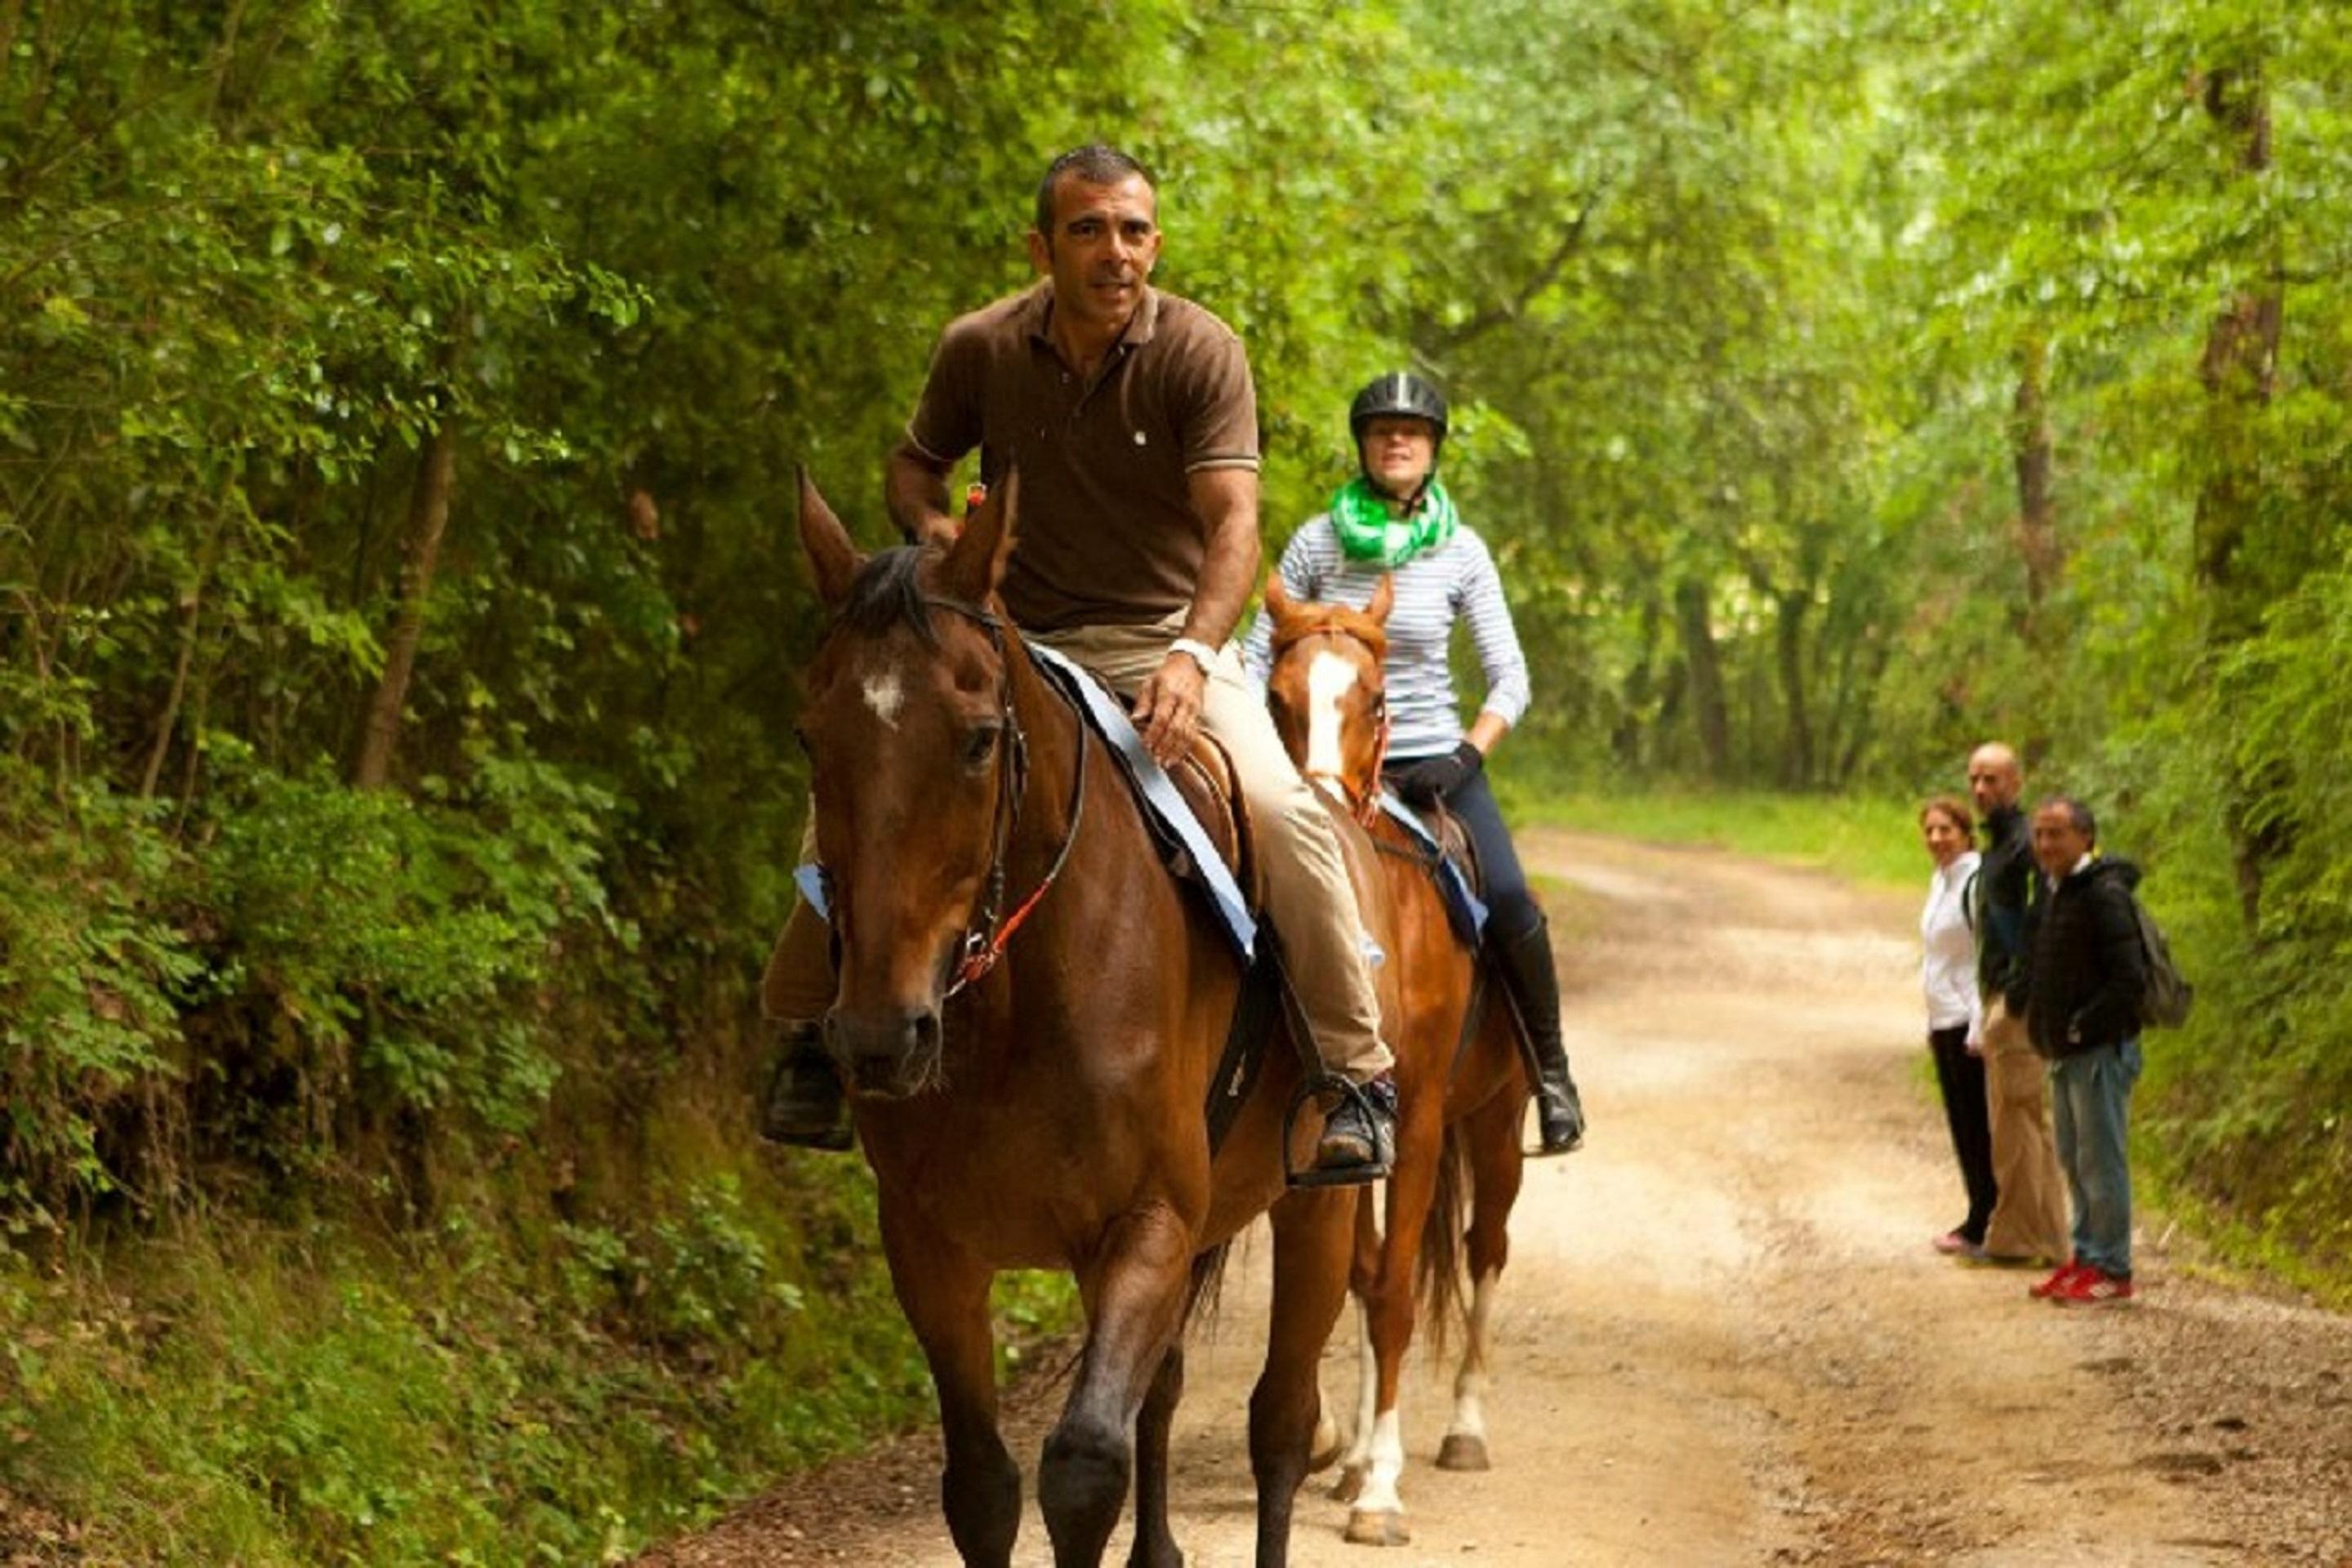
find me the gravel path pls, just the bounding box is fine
[642,829,2352,1567]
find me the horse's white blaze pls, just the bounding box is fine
[1355,1409,1407,1516]
[1446,1267,1500,1443]
[859,670,906,729]
[1303,649,1357,780]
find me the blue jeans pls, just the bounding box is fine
[2049,1038,2142,1277]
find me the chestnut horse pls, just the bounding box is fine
[793,473,1385,1568]
[1259,574,1536,1548]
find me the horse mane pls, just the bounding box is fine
[837,545,943,647]
[1267,598,1389,663]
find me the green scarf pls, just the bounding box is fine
[1328,475,1459,568]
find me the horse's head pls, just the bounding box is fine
[1261,573,1395,813]
[795,470,1022,1099]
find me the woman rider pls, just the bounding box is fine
[1244,372,1584,1155]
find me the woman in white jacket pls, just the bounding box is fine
[1920,795,1994,1257]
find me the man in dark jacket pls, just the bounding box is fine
[2025,795,2149,1307]
[1967,743,2069,1264]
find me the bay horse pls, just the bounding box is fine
[1258,573,1537,1548]
[792,472,1388,1567]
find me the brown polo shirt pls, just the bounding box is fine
[904,282,1259,631]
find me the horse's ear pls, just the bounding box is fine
[799,469,862,609]
[940,466,1019,604]
[1365,574,1395,626]
[1263,572,1296,626]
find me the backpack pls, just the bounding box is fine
[2131,893,2194,1030]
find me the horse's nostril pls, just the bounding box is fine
[911,1012,941,1054]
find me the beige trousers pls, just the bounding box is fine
[760,617,1392,1083]
[1980,998,2070,1263]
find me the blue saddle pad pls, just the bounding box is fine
[1372,791,1490,947]
[1024,642,1257,960]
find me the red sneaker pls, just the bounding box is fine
[2054,1268,2136,1307]
[2029,1258,2087,1300]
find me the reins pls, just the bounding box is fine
[915,595,1089,997]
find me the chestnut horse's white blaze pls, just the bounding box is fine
[1303,649,1359,781]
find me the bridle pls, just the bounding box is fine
[818,594,1088,1000]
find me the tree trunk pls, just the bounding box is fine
[1775,590,1813,789]
[2011,332,2061,635]
[1615,590,1664,767]
[353,424,457,791]
[2194,64,2286,929]
[1673,577,1730,780]
[140,490,237,800]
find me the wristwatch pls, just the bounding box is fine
[1168,637,1219,676]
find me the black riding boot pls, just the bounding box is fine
[1493,916,1584,1155]
[760,1020,853,1151]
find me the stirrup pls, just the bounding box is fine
[1283,1074,1393,1190]
[760,1028,854,1152]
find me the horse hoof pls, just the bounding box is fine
[1329,1464,1366,1503]
[1434,1433,1490,1472]
[1344,1508,1412,1547]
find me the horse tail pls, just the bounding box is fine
[1186,1237,1235,1333]
[1415,1120,1472,1360]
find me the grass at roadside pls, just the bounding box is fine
[0,1147,1076,1565]
[1499,783,1926,892]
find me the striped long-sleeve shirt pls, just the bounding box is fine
[1241,515,1532,760]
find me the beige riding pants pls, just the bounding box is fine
[1980,998,2070,1263]
[760,617,1392,1083]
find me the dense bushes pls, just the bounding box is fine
[3,0,2350,1555]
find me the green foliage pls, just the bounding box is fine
[201,752,615,1138]
[0,764,197,1215]
[5,0,2351,1552]
[0,1152,1028,1563]
[1504,782,1928,893]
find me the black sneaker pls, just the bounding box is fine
[760,1022,853,1151]
[1296,1074,1396,1187]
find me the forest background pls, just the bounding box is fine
[3,0,2348,1559]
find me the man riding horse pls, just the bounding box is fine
[763,144,1400,1185]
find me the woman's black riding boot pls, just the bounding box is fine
[760,1020,853,1152]
[1493,915,1584,1155]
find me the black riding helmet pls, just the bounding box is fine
[1348,372,1449,452]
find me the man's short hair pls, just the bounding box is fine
[2036,795,2096,841]
[1034,145,1156,235]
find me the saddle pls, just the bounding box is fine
[1024,642,1263,956]
[1370,791,1490,947]
[1024,643,1305,1157]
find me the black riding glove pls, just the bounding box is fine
[1390,741,1483,807]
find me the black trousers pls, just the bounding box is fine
[1929,1022,1999,1244]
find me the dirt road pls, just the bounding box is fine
[647,831,2352,1567]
